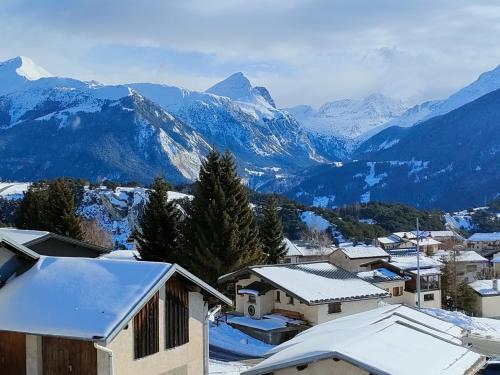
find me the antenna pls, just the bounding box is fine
[416,218,421,310]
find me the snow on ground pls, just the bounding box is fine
[209,360,250,375]
[425,308,500,340]
[210,321,274,358]
[0,182,30,200]
[299,211,330,231]
[444,212,473,231]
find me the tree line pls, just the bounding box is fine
[14,149,288,285]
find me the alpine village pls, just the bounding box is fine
[1,1,500,375]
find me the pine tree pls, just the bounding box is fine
[183,150,262,285]
[136,177,181,263]
[260,195,287,264]
[456,281,477,314]
[16,181,50,230]
[46,178,83,239]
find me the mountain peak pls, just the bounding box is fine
[0,56,52,81]
[206,72,254,101]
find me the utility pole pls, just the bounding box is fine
[416,218,421,310]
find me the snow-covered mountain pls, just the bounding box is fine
[0,57,346,185]
[286,93,408,145]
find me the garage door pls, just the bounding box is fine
[43,337,97,375]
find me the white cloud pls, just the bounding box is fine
[1,0,500,107]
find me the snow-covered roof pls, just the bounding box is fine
[357,268,409,283]
[220,262,389,304]
[340,245,389,259]
[469,280,500,296]
[100,250,140,261]
[412,230,456,238]
[409,267,441,276]
[244,305,484,375]
[409,238,441,246]
[377,236,400,245]
[389,254,443,271]
[284,238,334,257]
[468,232,500,242]
[0,228,49,244]
[393,231,417,240]
[0,256,230,343]
[430,250,488,263]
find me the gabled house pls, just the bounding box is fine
[0,227,110,258]
[242,304,486,375]
[329,245,390,272]
[430,250,490,283]
[367,252,444,309]
[218,262,389,328]
[0,236,230,375]
[283,238,334,264]
[468,279,500,318]
[467,232,500,252]
[357,268,409,304]
[376,231,441,254]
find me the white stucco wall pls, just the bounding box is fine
[373,280,405,304]
[105,288,205,375]
[329,251,388,273]
[25,335,42,375]
[403,290,441,309]
[474,295,500,318]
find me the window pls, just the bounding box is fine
[134,291,159,359]
[420,275,440,291]
[392,286,403,297]
[248,294,256,303]
[165,277,189,350]
[287,294,294,305]
[236,285,242,293]
[424,293,434,301]
[276,291,281,302]
[328,302,342,314]
[466,265,477,272]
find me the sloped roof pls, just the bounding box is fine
[220,262,389,304]
[243,305,484,375]
[409,238,441,246]
[389,254,443,271]
[469,280,500,296]
[284,238,334,257]
[0,256,230,343]
[340,245,389,259]
[430,250,488,263]
[468,232,500,242]
[357,268,409,283]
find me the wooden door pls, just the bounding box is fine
[42,337,97,375]
[0,332,26,375]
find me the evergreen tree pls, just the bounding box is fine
[46,178,83,239]
[260,195,287,264]
[183,150,262,285]
[16,182,50,230]
[136,177,181,263]
[456,281,477,314]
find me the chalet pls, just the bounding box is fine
[357,268,409,304]
[376,231,441,254]
[468,279,500,318]
[0,227,110,257]
[367,251,443,309]
[218,262,389,332]
[413,230,462,243]
[467,232,500,252]
[283,238,334,264]
[0,236,230,375]
[242,304,486,375]
[430,250,490,283]
[329,245,389,272]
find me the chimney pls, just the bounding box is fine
[493,279,499,292]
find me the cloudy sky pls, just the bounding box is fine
[1,0,500,107]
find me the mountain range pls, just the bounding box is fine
[0,56,499,209]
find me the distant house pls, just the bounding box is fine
[493,257,500,276]
[242,304,486,375]
[357,268,409,304]
[468,279,500,318]
[368,252,443,309]
[430,250,490,283]
[0,236,230,375]
[329,245,389,272]
[413,230,462,243]
[283,238,334,263]
[376,231,441,254]
[0,227,110,257]
[218,262,389,331]
[467,232,500,252]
